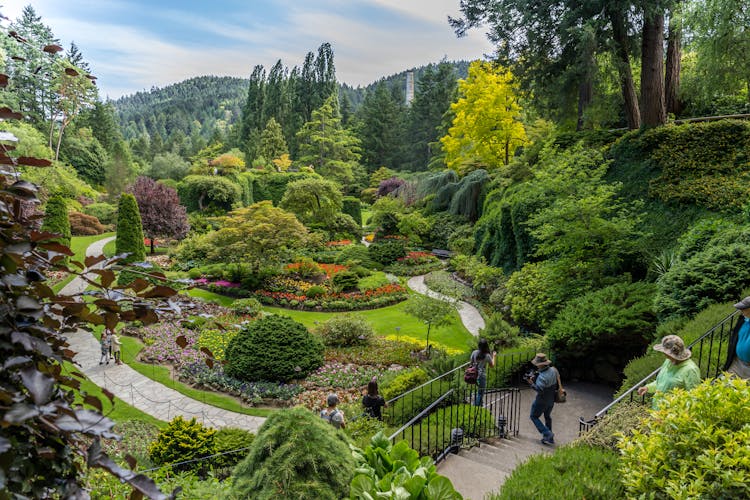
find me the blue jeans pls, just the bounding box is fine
[530,399,554,440]
[474,374,486,406]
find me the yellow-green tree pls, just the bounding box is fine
[441,61,526,172]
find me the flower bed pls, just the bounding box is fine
[253,283,408,311]
[324,337,419,367]
[305,363,383,389]
[326,239,353,247]
[139,323,207,367]
[384,250,444,276]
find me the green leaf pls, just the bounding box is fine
[403,474,427,498]
[371,431,391,451]
[426,476,461,500]
[350,474,376,499]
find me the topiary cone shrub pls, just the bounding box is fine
[115,193,146,263]
[225,314,324,383]
[228,407,355,500]
[41,195,71,262]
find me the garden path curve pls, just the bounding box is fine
[407,275,485,336]
[61,236,265,432]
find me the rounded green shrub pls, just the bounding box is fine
[212,427,254,470]
[187,267,202,279]
[331,270,359,291]
[334,244,379,269]
[305,285,326,298]
[342,196,362,226]
[315,314,374,347]
[115,193,146,263]
[148,416,216,472]
[368,241,407,265]
[82,202,117,226]
[618,378,750,498]
[225,314,324,382]
[490,445,624,499]
[380,368,429,401]
[230,298,262,317]
[228,407,355,500]
[479,313,521,350]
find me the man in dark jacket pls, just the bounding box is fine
[724,297,750,379]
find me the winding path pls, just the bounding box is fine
[407,274,485,336]
[61,236,265,432]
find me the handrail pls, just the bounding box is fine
[386,363,467,406]
[582,309,739,425]
[389,389,454,441]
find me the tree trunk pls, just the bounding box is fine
[608,8,641,129]
[665,7,683,116]
[150,238,155,254]
[577,80,593,131]
[641,12,667,127]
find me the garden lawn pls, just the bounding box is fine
[64,361,164,428]
[100,330,272,418]
[53,233,116,293]
[184,289,474,352]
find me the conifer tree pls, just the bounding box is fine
[357,80,406,172]
[258,117,288,162]
[41,196,71,253]
[115,193,146,263]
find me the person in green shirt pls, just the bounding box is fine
[637,335,701,407]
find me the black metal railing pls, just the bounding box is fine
[383,349,535,429]
[578,310,740,434]
[389,386,521,463]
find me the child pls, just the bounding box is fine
[320,393,346,429]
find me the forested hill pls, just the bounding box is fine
[114,75,248,142]
[112,61,470,145]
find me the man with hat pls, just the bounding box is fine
[723,296,750,379]
[637,335,701,407]
[527,353,559,445]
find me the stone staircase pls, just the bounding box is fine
[437,382,614,499]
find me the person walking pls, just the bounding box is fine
[637,335,701,407]
[320,393,346,429]
[99,331,111,365]
[470,339,496,407]
[362,378,386,420]
[110,331,122,365]
[723,297,750,379]
[527,353,558,445]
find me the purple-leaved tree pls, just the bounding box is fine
[129,176,189,254]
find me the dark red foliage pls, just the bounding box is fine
[376,176,405,198]
[129,176,189,251]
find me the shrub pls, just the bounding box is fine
[285,257,323,278]
[576,403,647,452]
[187,267,202,279]
[117,262,164,287]
[115,193,146,263]
[547,281,657,363]
[82,202,117,225]
[229,407,355,500]
[68,211,105,236]
[305,285,326,298]
[618,378,750,498]
[148,416,216,473]
[357,272,391,291]
[225,315,324,383]
[504,261,562,330]
[41,195,71,255]
[380,367,429,401]
[368,241,407,265]
[479,313,521,350]
[342,196,362,226]
[350,432,461,499]
[335,244,380,269]
[230,298,262,317]
[490,445,624,499]
[315,314,374,347]
[331,270,359,291]
[212,427,254,469]
[400,404,495,457]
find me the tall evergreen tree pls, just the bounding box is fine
[296,94,361,185]
[258,117,288,161]
[115,193,146,263]
[240,65,266,161]
[357,81,406,172]
[79,102,122,153]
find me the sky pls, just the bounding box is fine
[1,1,494,99]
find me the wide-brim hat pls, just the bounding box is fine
[653,335,691,361]
[531,353,552,368]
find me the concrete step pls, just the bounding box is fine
[437,452,508,500]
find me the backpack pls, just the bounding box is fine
[464,363,478,385]
[321,408,344,428]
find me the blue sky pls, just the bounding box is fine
[2,1,493,99]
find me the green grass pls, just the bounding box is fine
[103,239,115,257]
[111,331,272,418]
[64,361,165,428]
[53,233,116,293]
[184,289,474,353]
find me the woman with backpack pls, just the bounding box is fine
[470,338,496,406]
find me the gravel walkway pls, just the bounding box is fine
[61,236,265,432]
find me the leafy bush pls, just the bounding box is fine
[368,241,407,265]
[335,244,380,269]
[504,261,562,329]
[285,257,322,278]
[230,298,262,317]
[490,445,624,500]
[225,315,324,383]
[82,202,117,225]
[547,281,657,362]
[69,211,105,235]
[479,313,521,350]
[350,432,461,499]
[618,378,750,498]
[357,272,391,291]
[115,193,146,263]
[576,403,647,452]
[380,367,429,401]
[41,196,71,256]
[342,196,362,226]
[654,225,750,320]
[344,415,386,450]
[315,314,374,347]
[148,416,216,472]
[305,285,326,298]
[212,428,254,469]
[229,407,356,500]
[331,270,359,291]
